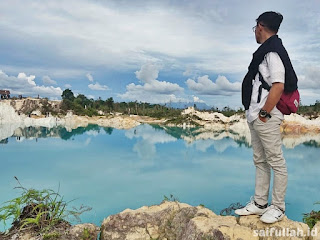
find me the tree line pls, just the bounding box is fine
[297,100,320,119]
[60,89,182,118]
[60,89,320,119]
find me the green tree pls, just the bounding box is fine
[94,98,105,110]
[60,99,74,113]
[61,89,75,101]
[74,94,89,108]
[106,97,114,112]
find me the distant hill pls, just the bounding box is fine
[163,102,212,110]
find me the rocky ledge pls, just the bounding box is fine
[2,201,319,240]
[0,223,99,240]
[100,201,319,240]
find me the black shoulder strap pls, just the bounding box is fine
[259,72,271,91]
[257,72,271,103]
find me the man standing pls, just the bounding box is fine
[235,11,298,223]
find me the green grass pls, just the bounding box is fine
[303,202,320,228]
[0,177,91,233]
[43,232,61,239]
[165,115,200,126]
[81,227,96,240]
[163,194,179,202]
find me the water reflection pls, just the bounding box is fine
[303,140,320,148]
[0,123,319,229]
[0,124,114,143]
[0,138,8,144]
[189,138,239,153]
[125,125,177,160]
[1,124,320,149]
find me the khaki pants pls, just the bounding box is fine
[248,117,287,211]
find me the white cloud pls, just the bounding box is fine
[182,64,201,78]
[126,124,177,159]
[88,82,109,91]
[0,70,62,98]
[86,72,109,91]
[0,0,319,105]
[42,75,57,85]
[126,125,177,144]
[183,69,192,77]
[0,0,258,75]
[133,141,156,160]
[120,63,184,103]
[191,139,238,153]
[297,88,320,106]
[126,81,183,95]
[135,63,159,83]
[0,1,318,76]
[86,73,94,82]
[193,96,204,103]
[186,75,241,96]
[84,137,91,146]
[298,66,320,90]
[86,130,100,136]
[120,90,187,104]
[183,68,200,78]
[64,84,72,88]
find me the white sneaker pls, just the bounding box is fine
[235,197,267,216]
[260,205,285,223]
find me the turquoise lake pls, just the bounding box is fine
[0,124,319,231]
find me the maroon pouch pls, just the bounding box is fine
[276,89,300,115]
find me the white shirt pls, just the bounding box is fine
[246,52,285,123]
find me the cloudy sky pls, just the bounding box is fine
[0,0,319,108]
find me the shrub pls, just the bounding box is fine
[303,202,320,228]
[0,177,91,233]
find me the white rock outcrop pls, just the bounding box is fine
[0,102,22,124]
[101,201,316,240]
[0,102,140,141]
[2,103,320,148]
[181,107,320,148]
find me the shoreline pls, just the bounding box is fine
[1,101,320,149]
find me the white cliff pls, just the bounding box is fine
[181,107,320,148]
[1,102,320,148]
[0,101,140,141]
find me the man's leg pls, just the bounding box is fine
[249,121,271,207]
[253,117,287,211]
[234,121,270,216]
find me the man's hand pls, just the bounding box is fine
[262,82,284,113]
[259,115,267,123]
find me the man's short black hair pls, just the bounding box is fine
[256,11,283,33]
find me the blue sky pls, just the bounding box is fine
[0,0,319,109]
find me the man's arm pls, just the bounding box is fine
[259,82,284,122]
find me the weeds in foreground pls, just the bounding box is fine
[81,227,91,240]
[163,194,179,202]
[43,231,61,239]
[0,177,91,233]
[303,202,320,228]
[220,202,244,216]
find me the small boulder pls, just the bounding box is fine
[68,223,100,240]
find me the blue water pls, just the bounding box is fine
[0,124,319,231]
